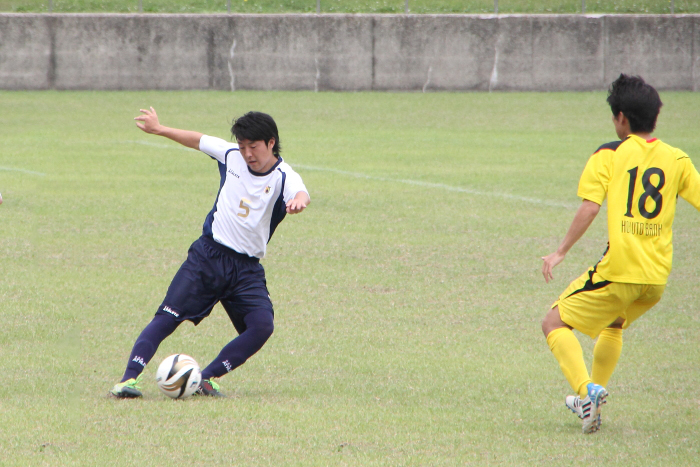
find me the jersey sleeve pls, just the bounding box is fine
[198,135,238,164]
[281,166,309,203]
[577,150,611,205]
[677,152,700,211]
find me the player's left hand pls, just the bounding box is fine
[134,106,163,134]
[541,251,565,283]
[286,198,307,214]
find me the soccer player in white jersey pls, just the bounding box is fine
[541,75,700,433]
[111,108,310,398]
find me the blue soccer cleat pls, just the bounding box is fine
[581,383,608,434]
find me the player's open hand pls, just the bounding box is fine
[541,251,566,283]
[134,107,162,134]
[286,198,307,214]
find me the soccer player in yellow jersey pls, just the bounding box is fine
[541,74,700,434]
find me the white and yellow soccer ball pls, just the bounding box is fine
[156,354,202,399]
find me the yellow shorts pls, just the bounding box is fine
[552,266,666,338]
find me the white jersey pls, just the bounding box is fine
[198,135,309,259]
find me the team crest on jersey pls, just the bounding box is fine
[264,186,271,194]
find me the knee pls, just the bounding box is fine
[541,316,553,337]
[542,306,567,337]
[259,320,274,339]
[541,309,553,337]
[249,313,274,340]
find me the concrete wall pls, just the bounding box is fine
[1,13,698,91]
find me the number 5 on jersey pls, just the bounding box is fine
[625,167,665,219]
[237,198,251,218]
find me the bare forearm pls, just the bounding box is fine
[153,126,203,151]
[134,107,202,150]
[542,199,600,283]
[556,200,601,255]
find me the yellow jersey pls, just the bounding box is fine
[578,135,700,284]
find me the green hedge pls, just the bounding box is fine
[3,0,697,14]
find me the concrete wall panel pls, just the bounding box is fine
[489,16,604,91]
[0,15,51,89]
[605,15,694,90]
[1,13,698,91]
[531,16,604,91]
[489,16,533,91]
[315,15,373,91]
[227,15,319,91]
[373,15,496,91]
[52,15,216,90]
[227,15,373,91]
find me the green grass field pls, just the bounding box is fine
[3,0,699,13]
[1,90,699,466]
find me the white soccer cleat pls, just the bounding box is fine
[581,383,608,434]
[565,395,584,419]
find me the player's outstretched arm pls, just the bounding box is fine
[541,199,600,283]
[134,107,203,151]
[286,191,310,214]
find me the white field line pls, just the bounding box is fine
[0,166,47,176]
[122,140,576,209]
[294,164,578,209]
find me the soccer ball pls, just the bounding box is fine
[155,354,202,399]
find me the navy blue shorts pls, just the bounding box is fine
[156,236,273,326]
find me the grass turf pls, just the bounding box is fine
[0,90,698,465]
[3,0,699,13]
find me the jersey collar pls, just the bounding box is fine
[248,157,283,177]
[627,134,657,144]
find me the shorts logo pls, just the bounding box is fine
[132,356,146,367]
[223,360,232,372]
[163,306,179,317]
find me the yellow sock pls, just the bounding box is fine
[546,328,591,397]
[591,327,623,388]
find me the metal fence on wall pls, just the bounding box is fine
[41,0,681,14]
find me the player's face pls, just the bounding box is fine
[237,138,277,173]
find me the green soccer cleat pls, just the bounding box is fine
[110,374,144,399]
[194,379,226,397]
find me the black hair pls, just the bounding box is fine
[231,111,281,157]
[606,74,662,133]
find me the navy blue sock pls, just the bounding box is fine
[121,313,180,382]
[201,310,274,380]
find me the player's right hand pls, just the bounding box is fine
[541,251,565,283]
[134,106,162,134]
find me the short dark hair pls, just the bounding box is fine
[606,74,662,133]
[231,111,281,157]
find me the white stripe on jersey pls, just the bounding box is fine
[199,135,309,258]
